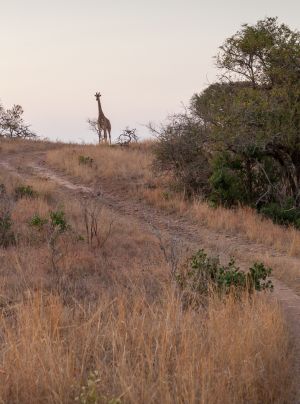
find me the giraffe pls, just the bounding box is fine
[94,92,111,144]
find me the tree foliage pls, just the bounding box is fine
[154,17,300,223]
[152,115,211,196]
[197,17,300,205]
[0,104,36,139]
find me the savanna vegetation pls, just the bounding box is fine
[154,17,300,228]
[0,16,299,404]
[0,153,292,403]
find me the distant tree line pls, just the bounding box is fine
[153,17,300,227]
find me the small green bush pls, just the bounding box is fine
[29,210,70,273]
[29,214,48,229]
[248,262,273,292]
[30,210,69,233]
[78,155,94,166]
[176,249,273,306]
[50,210,69,232]
[75,370,121,404]
[75,370,100,404]
[15,185,37,200]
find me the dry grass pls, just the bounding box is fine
[47,144,153,184]
[143,187,300,257]
[44,143,300,294]
[0,138,56,154]
[0,289,292,404]
[46,143,300,259]
[143,185,300,292]
[191,202,300,256]
[0,142,295,402]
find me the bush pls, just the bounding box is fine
[29,214,48,230]
[76,370,121,404]
[152,116,211,197]
[30,210,69,233]
[50,210,69,232]
[209,154,246,207]
[260,201,300,228]
[176,249,273,307]
[29,210,70,273]
[78,155,94,166]
[15,185,37,200]
[209,152,280,208]
[248,262,274,291]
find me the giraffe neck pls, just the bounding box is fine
[97,98,105,118]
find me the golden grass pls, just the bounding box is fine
[46,143,300,258]
[143,188,300,291]
[0,138,55,153]
[47,144,153,183]
[0,142,296,401]
[142,186,300,256]
[0,290,292,404]
[44,143,300,295]
[191,201,300,256]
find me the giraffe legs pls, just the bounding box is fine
[98,126,110,145]
[103,129,108,144]
[98,128,103,144]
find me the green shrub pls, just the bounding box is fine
[50,210,69,232]
[176,249,273,306]
[29,214,48,229]
[75,370,121,404]
[209,154,246,207]
[78,155,94,166]
[30,210,69,233]
[260,201,300,228]
[248,262,273,292]
[15,185,37,200]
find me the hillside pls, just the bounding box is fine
[0,138,299,403]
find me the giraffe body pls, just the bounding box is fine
[95,92,111,144]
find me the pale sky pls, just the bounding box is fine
[1,0,300,143]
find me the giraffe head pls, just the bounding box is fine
[94,92,101,100]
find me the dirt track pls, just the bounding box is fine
[1,150,300,401]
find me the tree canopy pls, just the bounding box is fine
[0,103,36,139]
[155,17,300,224]
[194,17,300,205]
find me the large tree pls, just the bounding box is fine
[192,17,300,205]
